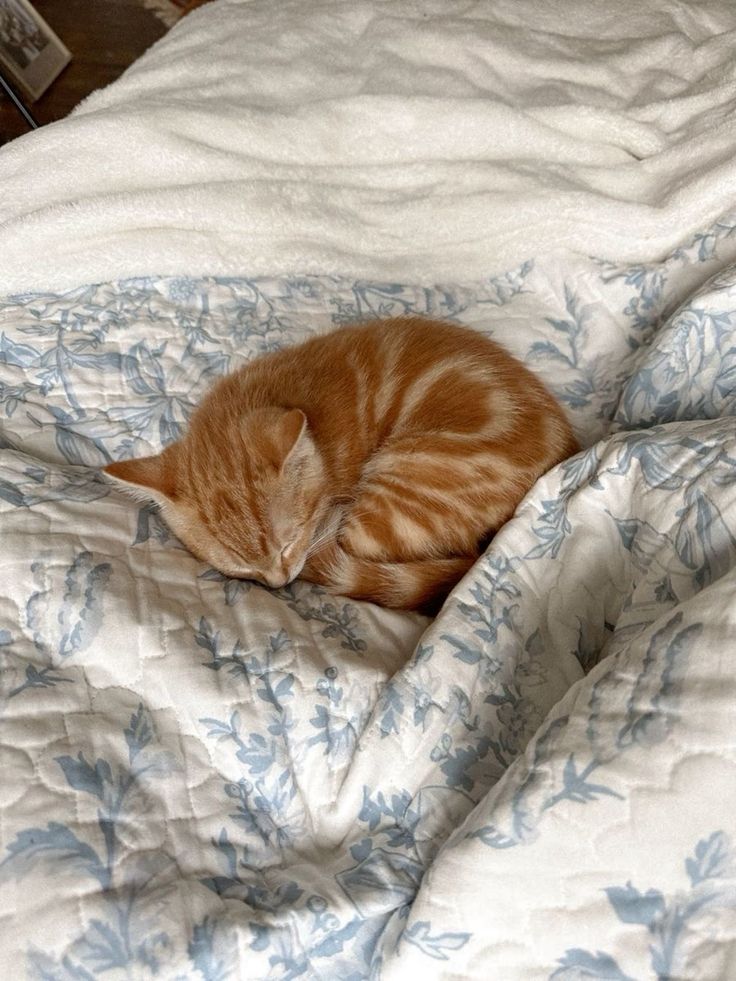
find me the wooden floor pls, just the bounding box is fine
[0,0,168,144]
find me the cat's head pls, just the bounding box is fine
[104,407,328,587]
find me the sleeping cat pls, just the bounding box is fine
[104,317,578,613]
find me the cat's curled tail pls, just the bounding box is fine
[302,542,476,615]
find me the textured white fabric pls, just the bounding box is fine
[2,0,736,291]
[3,259,736,978]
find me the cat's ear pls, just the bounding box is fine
[264,408,308,471]
[278,408,308,459]
[103,448,178,501]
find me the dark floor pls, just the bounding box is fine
[0,0,168,145]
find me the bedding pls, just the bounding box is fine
[1,1,736,979]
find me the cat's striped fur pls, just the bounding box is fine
[104,318,578,613]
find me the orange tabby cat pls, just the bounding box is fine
[104,318,578,612]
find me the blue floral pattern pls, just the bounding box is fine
[2,219,736,977]
[552,832,736,981]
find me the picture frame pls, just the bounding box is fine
[0,0,70,102]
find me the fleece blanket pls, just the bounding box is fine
[2,1,736,979]
[2,0,736,291]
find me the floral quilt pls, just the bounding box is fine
[2,219,736,979]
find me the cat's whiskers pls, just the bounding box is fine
[305,536,336,559]
[306,505,376,558]
[305,525,342,557]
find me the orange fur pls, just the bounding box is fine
[103,318,579,612]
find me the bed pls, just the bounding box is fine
[1,1,736,977]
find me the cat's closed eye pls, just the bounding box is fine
[281,541,299,560]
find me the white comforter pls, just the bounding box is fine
[1,2,736,979]
[2,0,736,291]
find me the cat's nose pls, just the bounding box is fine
[263,571,289,589]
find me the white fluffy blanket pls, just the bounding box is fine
[2,0,736,292]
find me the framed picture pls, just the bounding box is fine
[0,0,70,102]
